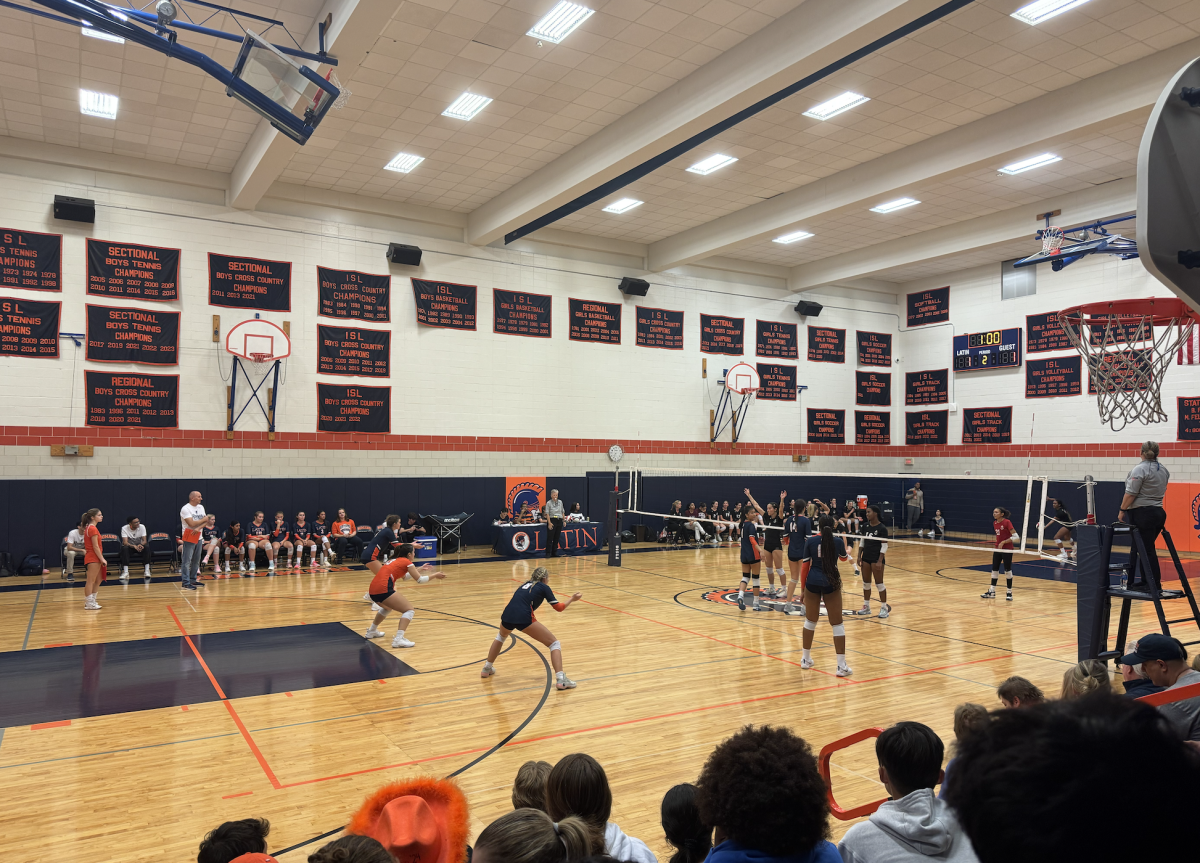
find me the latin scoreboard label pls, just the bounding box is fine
[494,289,552,338]
[906,286,949,326]
[756,320,798,359]
[855,410,890,445]
[86,239,180,301]
[569,298,621,343]
[412,278,476,330]
[906,409,948,445]
[1026,356,1081,398]
[962,406,1013,443]
[700,314,744,355]
[807,408,845,443]
[318,267,390,322]
[755,363,797,401]
[857,330,892,367]
[807,326,846,363]
[856,371,891,406]
[86,305,179,365]
[0,228,60,291]
[317,383,390,433]
[905,369,948,405]
[636,306,684,349]
[85,371,178,428]
[317,325,390,377]
[1026,312,1071,353]
[208,253,291,311]
[1179,397,1200,441]
[0,296,59,358]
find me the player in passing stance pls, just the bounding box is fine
[481,567,582,690]
[736,494,765,611]
[854,505,890,618]
[246,511,273,572]
[799,516,853,677]
[363,543,446,648]
[983,507,1020,601]
[1047,499,1074,561]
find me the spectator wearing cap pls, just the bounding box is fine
[1119,633,1200,740]
[196,818,270,863]
[347,775,469,863]
[1118,637,1166,698]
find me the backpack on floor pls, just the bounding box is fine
[0,551,13,577]
[18,553,44,576]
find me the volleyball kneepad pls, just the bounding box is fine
[803,619,818,631]
[549,640,561,652]
[831,624,846,636]
[401,609,414,621]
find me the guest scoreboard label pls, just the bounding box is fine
[0,228,60,291]
[317,325,390,377]
[85,371,178,428]
[962,406,1013,443]
[756,320,798,359]
[700,314,744,355]
[635,306,684,349]
[317,383,390,433]
[953,328,1021,371]
[755,363,797,401]
[857,331,892,366]
[855,411,890,445]
[569,298,621,343]
[494,289,552,338]
[807,326,846,363]
[1025,356,1081,397]
[906,410,948,445]
[87,239,180,300]
[0,297,59,358]
[807,409,845,443]
[318,267,390,322]
[208,253,291,311]
[856,371,891,406]
[412,279,476,330]
[86,305,179,365]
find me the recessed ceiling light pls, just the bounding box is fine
[802,91,870,120]
[82,27,124,44]
[527,1,594,44]
[998,153,1062,175]
[687,154,738,175]
[384,153,424,173]
[773,230,814,244]
[870,197,919,214]
[80,89,118,119]
[603,198,643,214]
[442,92,492,120]
[1011,0,1091,24]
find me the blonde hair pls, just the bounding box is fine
[1141,440,1160,459]
[1061,659,1112,700]
[952,703,989,744]
[475,809,591,863]
[512,760,552,811]
[530,567,549,582]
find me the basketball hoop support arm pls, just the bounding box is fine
[711,386,752,445]
[226,357,280,439]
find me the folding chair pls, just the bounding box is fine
[149,532,177,573]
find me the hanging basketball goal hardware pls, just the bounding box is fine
[711,363,760,446]
[224,320,291,441]
[1012,214,1139,271]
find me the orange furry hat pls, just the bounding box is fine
[347,776,470,863]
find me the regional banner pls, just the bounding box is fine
[318,267,390,322]
[855,410,890,445]
[317,383,390,433]
[86,304,179,365]
[317,325,390,377]
[87,239,179,300]
[569,298,621,344]
[85,371,178,428]
[208,253,291,311]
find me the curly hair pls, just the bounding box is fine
[307,835,393,863]
[695,725,829,856]
[197,818,269,863]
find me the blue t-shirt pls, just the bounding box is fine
[502,580,561,627]
[361,527,398,562]
[802,534,847,577]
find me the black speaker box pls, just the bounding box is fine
[53,195,95,223]
[386,243,422,266]
[618,277,649,296]
[794,299,823,316]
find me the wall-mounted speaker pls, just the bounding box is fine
[53,195,95,223]
[794,299,823,317]
[386,243,422,266]
[618,277,649,296]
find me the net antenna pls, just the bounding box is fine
[711,362,760,446]
[1058,298,1200,431]
[224,319,291,441]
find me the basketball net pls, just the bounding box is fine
[249,352,276,379]
[1041,226,1065,255]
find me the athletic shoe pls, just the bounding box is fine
[194,581,205,588]
[182,584,197,591]
[800,657,815,669]
[364,627,384,639]
[1058,550,1068,561]
[294,561,301,569]
[370,602,383,613]
[736,593,746,611]
[121,567,129,577]
[879,603,891,619]
[363,593,373,602]
[980,589,995,598]
[84,596,101,609]
[224,564,231,574]
[1006,592,1013,602]
[239,562,247,572]
[853,602,871,616]
[837,664,854,678]
[144,566,152,577]
[555,674,577,690]
[391,633,416,648]
[917,530,924,537]
[66,573,75,583]
[853,566,861,577]
[481,664,495,679]
[752,600,768,612]
[119,572,129,582]
[268,563,275,571]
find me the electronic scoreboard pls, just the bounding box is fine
[953,328,1021,371]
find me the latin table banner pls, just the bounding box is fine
[86,304,179,365]
[755,362,797,401]
[855,410,890,445]
[86,239,179,300]
[1178,397,1200,441]
[494,289,552,338]
[1026,312,1071,353]
[318,267,390,322]
[856,370,891,406]
[857,330,892,366]
[317,383,390,433]
[412,278,477,330]
[962,406,1013,443]
[700,313,744,355]
[807,408,845,443]
[906,409,948,445]
[85,371,178,428]
[208,253,291,311]
[756,320,798,359]
[569,298,621,344]
[0,296,59,358]
[317,325,390,377]
[1026,356,1081,398]
[1087,349,1151,394]
[636,306,684,349]
[904,368,948,405]
[807,325,846,363]
[0,227,60,291]
[906,286,949,326]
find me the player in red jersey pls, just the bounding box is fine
[362,544,446,648]
[982,506,1020,601]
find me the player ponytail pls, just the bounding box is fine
[996,507,1011,519]
[530,566,549,583]
[396,543,415,559]
[80,508,99,530]
[818,516,841,590]
[384,513,400,529]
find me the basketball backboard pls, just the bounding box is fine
[725,362,761,394]
[1013,232,1137,271]
[226,319,291,362]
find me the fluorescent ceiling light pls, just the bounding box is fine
[602,198,643,214]
[998,153,1062,175]
[1011,0,1092,24]
[442,92,492,120]
[528,1,594,43]
[687,154,738,175]
[384,153,424,173]
[773,230,814,244]
[79,89,118,119]
[82,27,124,43]
[102,5,129,21]
[870,197,919,214]
[802,91,869,120]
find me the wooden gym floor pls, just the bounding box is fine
[0,540,1166,863]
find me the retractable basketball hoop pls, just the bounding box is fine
[711,362,760,446]
[224,320,290,440]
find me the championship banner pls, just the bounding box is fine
[962,406,1013,443]
[905,369,948,405]
[1179,397,1200,441]
[857,331,892,366]
[318,267,390,322]
[86,239,180,301]
[807,408,845,443]
[1025,312,1071,353]
[569,298,621,343]
[700,314,744,355]
[755,362,797,401]
[1026,356,1081,398]
[856,371,891,406]
[317,325,390,377]
[412,278,476,330]
[494,289,552,338]
[855,410,890,445]
[85,371,178,428]
[756,320,798,359]
[0,296,59,358]
[0,227,61,291]
[208,253,291,311]
[1089,318,1149,347]
[636,306,684,349]
[906,286,949,326]
[807,326,846,363]
[1087,349,1151,395]
[317,383,390,433]
[505,477,546,516]
[906,409,948,445]
[86,304,179,365]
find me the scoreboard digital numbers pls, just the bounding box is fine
[953,328,1021,371]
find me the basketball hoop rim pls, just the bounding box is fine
[1058,297,1200,327]
[224,319,292,361]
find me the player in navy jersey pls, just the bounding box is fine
[312,510,333,567]
[270,511,292,570]
[221,519,246,574]
[1047,498,1074,561]
[291,512,316,568]
[796,516,853,677]
[736,497,765,611]
[853,505,890,618]
[747,490,787,597]
[782,500,813,614]
[481,567,583,690]
[246,511,273,573]
[363,543,447,648]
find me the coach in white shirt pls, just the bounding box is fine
[120,516,152,580]
[180,491,207,590]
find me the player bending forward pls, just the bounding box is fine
[481,567,582,690]
[363,544,446,648]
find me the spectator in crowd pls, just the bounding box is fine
[496,507,513,525]
[939,703,989,799]
[545,490,566,557]
[996,676,1043,709]
[397,511,427,545]
[838,721,978,863]
[119,515,152,580]
[943,694,1200,863]
[1119,637,1166,698]
[64,517,86,582]
[517,502,535,524]
[545,752,658,862]
[695,724,839,863]
[180,490,207,591]
[1060,659,1112,700]
[665,501,686,544]
[474,808,592,863]
[661,783,711,863]
[512,760,553,811]
[331,509,362,562]
[1119,634,1200,740]
[682,503,711,546]
[305,836,392,863]
[196,817,270,863]
[346,776,469,863]
[905,483,923,532]
[567,502,586,522]
[1118,440,1169,588]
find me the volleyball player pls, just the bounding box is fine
[222,519,246,573]
[800,516,853,676]
[736,494,765,611]
[312,510,333,567]
[1047,498,1074,561]
[782,499,812,615]
[200,514,222,575]
[246,511,273,572]
[854,505,890,618]
[480,566,582,690]
[982,507,1020,601]
[362,542,446,648]
[292,512,316,568]
[81,508,104,610]
[270,511,293,569]
[746,490,785,596]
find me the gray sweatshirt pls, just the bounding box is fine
[838,789,979,863]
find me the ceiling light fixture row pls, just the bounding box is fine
[999,153,1062,174]
[870,197,920,213]
[687,154,738,175]
[384,153,424,173]
[442,92,492,120]
[1011,0,1091,25]
[79,89,118,119]
[603,198,643,214]
[527,2,594,44]
[803,91,870,120]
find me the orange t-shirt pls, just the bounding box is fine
[369,557,412,596]
[83,524,103,565]
[332,519,356,538]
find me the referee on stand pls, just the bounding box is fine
[1119,441,1169,588]
[544,489,565,558]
